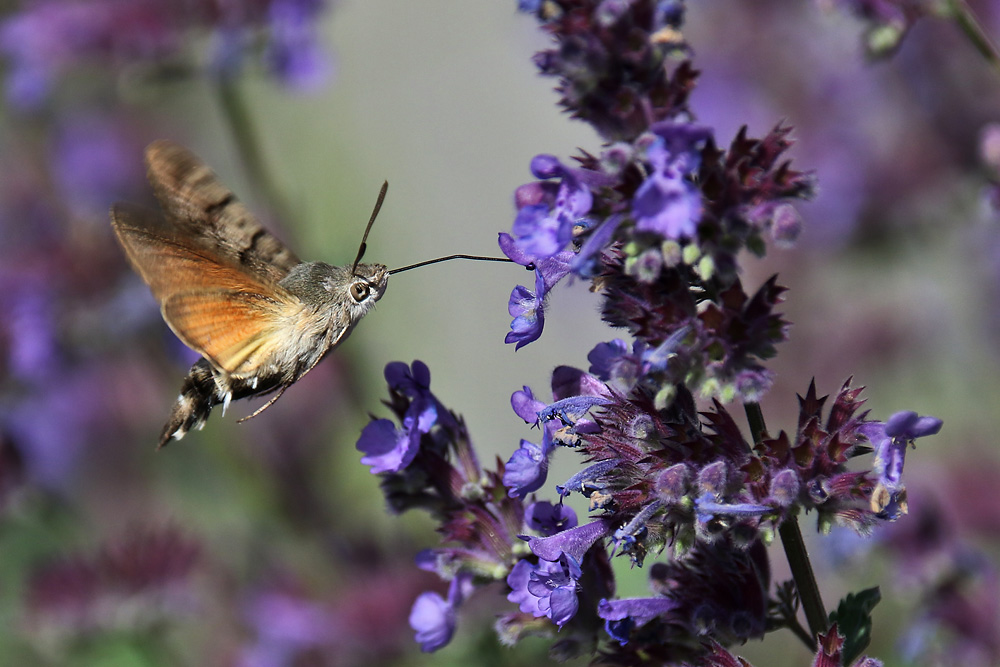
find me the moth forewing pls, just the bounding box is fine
[144,140,301,283]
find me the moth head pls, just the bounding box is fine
[344,262,389,313]
[279,262,388,319]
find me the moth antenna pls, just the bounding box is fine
[390,254,520,275]
[237,385,289,423]
[352,180,388,275]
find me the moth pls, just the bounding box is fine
[110,139,397,449]
[112,141,514,448]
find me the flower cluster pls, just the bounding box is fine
[24,527,201,638]
[354,1,951,664]
[0,0,329,109]
[502,1,814,405]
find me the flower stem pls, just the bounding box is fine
[215,78,293,224]
[743,402,827,647]
[944,0,1000,76]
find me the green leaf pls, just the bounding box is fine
[829,586,881,665]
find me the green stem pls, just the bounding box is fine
[778,516,827,645]
[743,402,827,648]
[944,0,1000,76]
[215,78,293,224]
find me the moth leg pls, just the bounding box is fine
[236,385,289,423]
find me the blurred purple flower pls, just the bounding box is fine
[49,114,144,217]
[26,527,201,636]
[409,573,474,652]
[0,0,332,109]
[266,0,331,90]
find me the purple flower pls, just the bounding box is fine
[409,573,474,652]
[265,0,331,91]
[508,155,593,262]
[525,501,578,536]
[528,519,613,562]
[598,597,679,644]
[505,272,547,350]
[632,124,712,239]
[507,554,582,627]
[241,584,336,657]
[860,411,942,517]
[385,360,432,396]
[571,213,623,277]
[49,114,143,217]
[501,239,573,349]
[538,395,613,426]
[511,386,546,424]
[556,459,622,498]
[357,418,420,474]
[694,493,772,526]
[358,361,442,474]
[503,437,552,498]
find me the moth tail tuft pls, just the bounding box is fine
[157,360,219,449]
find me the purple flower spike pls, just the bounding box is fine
[528,519,613,562]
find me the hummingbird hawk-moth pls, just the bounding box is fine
[112,140,390,448]
[112,141,515,448]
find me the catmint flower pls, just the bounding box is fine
[527,520,613,562]
[356,418,421,474]
[598,596,678,644]
[523,553,582,627]
[632,124,712,239]
[525,501,578,535]
[357,362,439,474]
[265,0,331,91]
[507,555,583,626]
[504,437,552,498]
[505,272,547,350]
[500,238,573,349]
[860,410,942,518]
[508,154,593,262]
[409,573,474,652]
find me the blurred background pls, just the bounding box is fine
[0,0,998,665]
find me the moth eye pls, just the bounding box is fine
[350,282,370,302]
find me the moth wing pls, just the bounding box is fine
[111,203,298,374]
[143,139,301,283]
[162,290,298,376]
